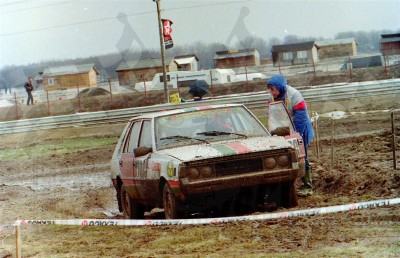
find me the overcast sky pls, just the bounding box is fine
[0,0,399,69]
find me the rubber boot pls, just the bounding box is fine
[299,161,313,196]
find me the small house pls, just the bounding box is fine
[34,72,44,90]
[43,64,99,91]
[271,42,318,67]
[214,49,260,69]
[380,33,400,65]
[174,54,199,71]
[315,38,357,59]
[380,33,400,56]
[116,58,178,86]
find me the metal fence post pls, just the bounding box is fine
[108,78,113,107]
[77,84,81,112]
[46,90,51,116]
[392,110,397,169]
[14,92,19,120]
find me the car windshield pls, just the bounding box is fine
[155,106,267,150]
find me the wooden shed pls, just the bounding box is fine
[380,33,400,56]
[116,58,177,87]
[214,48,260,69]
[43,64,99,91]
[271,42,318,67]
[315,38,357,59]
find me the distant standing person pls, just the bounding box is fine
[24,77,34,105]
[266,74,315,196]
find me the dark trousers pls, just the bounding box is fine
[27,91,34,105]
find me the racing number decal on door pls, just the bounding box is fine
[136,158,148,179]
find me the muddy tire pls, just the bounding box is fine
[282,180,298,208]
[163,183,181,219]
[121,186,144,219]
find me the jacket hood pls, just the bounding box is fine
[267,75,287,99]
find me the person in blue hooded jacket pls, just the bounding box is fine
[267,74,315,196]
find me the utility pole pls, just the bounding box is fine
[153,0,169,103]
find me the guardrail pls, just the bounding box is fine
[0,79,399,135]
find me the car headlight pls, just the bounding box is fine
[277,155,290,167]
[188,167,200,180]
[264,157,276,169]
[200,166,213,178]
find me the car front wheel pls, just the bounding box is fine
[163,183,181,219]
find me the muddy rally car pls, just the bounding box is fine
[110,103,305,219]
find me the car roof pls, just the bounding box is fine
[129,104,244,121]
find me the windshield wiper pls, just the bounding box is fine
[160,135,208,143]
[197,131,247,138]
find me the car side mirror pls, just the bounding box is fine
[134,146,152,157]
[270,126,291,136]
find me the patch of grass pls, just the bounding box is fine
[0,136,118,161]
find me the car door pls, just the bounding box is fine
[268,101,306,159]
[120,119,142,199]
[134,119,157,205]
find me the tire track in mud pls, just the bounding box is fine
[0,163,112,191]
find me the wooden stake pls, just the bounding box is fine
[331,117,335,170]
[16,224,21,258]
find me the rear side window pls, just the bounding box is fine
[139,120,152,148]
[124,121,142,153]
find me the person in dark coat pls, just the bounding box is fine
[24,77,34,105]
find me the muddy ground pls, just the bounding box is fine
[1,90,400,257]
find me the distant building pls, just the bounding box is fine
[116,58,178,86]
[380,33,400,56]
[315,38,357,59]
[174,54,199,71]
[34,72,44,90]
[271,41,318,67]
[380,33,400,66]
[214,49,260,69]
[42,64,99,91]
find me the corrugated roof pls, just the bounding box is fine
[214,49,258,59]
[271,41,316,53]
[315,38,356,47]
[116,57,174,71]
[43,64,98,76]
[381,37,400,43]
[381,33,400,38]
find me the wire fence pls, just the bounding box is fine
[0,60,399,121]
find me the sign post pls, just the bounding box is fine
[153,0,169,103]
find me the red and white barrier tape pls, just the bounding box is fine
[11,197,400,227]
[0,224,17,232]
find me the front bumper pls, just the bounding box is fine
[180,168,299,195]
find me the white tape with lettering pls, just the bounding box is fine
[0,224,17,231]
[14,197,400,227]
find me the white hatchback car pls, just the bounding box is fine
[110,103,304,219]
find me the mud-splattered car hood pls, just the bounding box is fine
[156,136,292,162]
